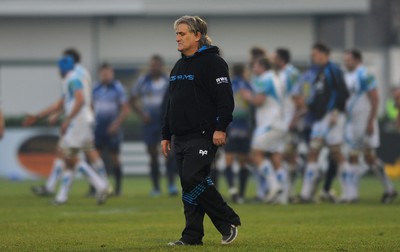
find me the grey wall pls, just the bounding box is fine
[0,16,314,116]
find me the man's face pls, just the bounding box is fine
[175,23,200,56]
[311,49,328,66]
[150,59,163,77]
[271,53,283,70]
[344,53,358,71]
[252,62,264,76]
[99,68,114,85]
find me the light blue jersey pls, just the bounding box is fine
[345,65,377,117]
[62,71,94,125]
[280,64,300,96]
[279,64,300,130]
[252,70,286,133]
[344,65,380,150]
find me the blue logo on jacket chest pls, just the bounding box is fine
[170,75,195,81]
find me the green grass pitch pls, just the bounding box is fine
[1,176,400,251]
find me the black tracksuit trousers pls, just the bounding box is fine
[173,136,241,244]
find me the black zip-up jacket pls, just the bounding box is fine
[162,46,234,140]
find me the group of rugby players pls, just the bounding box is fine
[218,43,399,205]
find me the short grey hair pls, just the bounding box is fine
[174,15,212,48]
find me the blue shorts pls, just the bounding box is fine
[95,131,122,152]
[143,124,161,146]
[225,136,251,154]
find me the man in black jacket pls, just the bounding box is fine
[161,15,241,246]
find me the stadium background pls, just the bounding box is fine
[2,1,400,251]
[1,0,400,179]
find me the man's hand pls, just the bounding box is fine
[161,140,171,158]
[213,131,226,146]
[107,121,120,135]
[60,119,70,136]
[22,114,38,127]
[47,113,60,126]
[240,89,253,102]
[366,120,374,136]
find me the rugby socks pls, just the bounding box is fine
[77,160,107,193]
[276,167,289,204]
[370,159,395,193]
[323,156,337,193]
[238,168,249,198]
[45,158,64,193]
[338,162,351,201]
[92,158,108,180]
[259,159,281,200]
[224,166,236,191]
[55,169,74,203]
[347,163,360,201]
[255,169,267,200]
[285,162,297,199]
[300,162,319,201]
[114,165,122,195]
[150,162,160,192]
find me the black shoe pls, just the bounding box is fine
[221,225,238,245]
[381,191,398,204]
[85,188,96,198]
[31,185,53,197]
[167,240,202,246]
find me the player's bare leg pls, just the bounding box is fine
[364,149,397,203]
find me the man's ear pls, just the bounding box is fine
[195,32,201,42]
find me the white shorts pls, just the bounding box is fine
[251,127,285,153]
[310,112,345,147]
[59,121,94,157]
[345,118,380,151]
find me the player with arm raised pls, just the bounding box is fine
[25,56,108,205]
[30,49,110,198]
